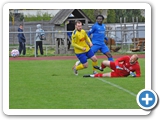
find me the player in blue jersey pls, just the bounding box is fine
[72,15,114,74]
[88,15,114,61]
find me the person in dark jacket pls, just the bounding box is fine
[17,24,26,55]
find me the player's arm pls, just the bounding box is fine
[85,32,93,47]
[115,56,128,66]
[130,64,141,77]
[88,25,95,37]
[71,33,83,50]
[104,36,109,44]
[115,56,129,70]
[104,36,108,41]
[67,32,72,38]
[135,65,141,77]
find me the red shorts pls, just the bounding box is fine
[110,62,122,77]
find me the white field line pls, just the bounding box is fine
[97,78,137,97]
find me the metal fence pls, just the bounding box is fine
[9,20,145,54]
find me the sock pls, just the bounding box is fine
[94,73,103,77]
[108,57,114,61]
[101,63,106,69]
[76,64,85,70]
[92,61,98,71]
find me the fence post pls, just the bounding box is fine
[34,36,37,57]
[52,26,54,45]
[132,17,136,49]
[30,27,32,45]
[120,17,123,50]
[136,17,139,42]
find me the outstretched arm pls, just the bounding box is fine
[88,25,95,37]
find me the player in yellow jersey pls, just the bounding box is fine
[72,21,98,75]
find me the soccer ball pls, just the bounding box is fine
[11,49,19,57]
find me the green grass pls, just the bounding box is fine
[9,58,145,109]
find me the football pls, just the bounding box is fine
[11,49,19,57]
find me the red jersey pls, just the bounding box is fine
[114,56,141,77]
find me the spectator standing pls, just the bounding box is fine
[17,24,26,55]
[35,24,44,56]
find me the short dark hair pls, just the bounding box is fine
[75,20,82,25]
[96,15,104,20]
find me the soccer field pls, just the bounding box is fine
[9,58,145,109]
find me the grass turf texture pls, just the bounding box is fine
[9,58,145,109]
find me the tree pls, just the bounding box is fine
[114,9,144,23]
[82,9,103,23]
[107,9,116,23]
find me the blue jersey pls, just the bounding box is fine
[88,22,108,45]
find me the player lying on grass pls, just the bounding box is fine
[83,54,141,78]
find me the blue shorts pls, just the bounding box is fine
[91,44,110,54]
[76,49,94,64]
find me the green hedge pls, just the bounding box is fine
[24,11,52,22]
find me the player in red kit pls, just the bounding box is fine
[83,54,141,78]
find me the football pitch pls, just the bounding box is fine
[9,58,145,109]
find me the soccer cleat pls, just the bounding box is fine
[73,67,78,76]
[83,74,91,77]
[83,74,94,77]
[94,66,104,71]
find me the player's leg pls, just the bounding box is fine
[83,70,120,78]
[83,60,120,78]
[73,53,88,75]
[83,72,111,77]
[90,45,100,74]
[72,45,99,74]
[94,72,111,77]
[94,60,116,72]
[86,49,98,73]
[94,60,109,71]
[101,44,114,61]
[106,52,114,61]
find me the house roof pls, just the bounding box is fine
[50,9,92,25]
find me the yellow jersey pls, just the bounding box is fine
[71,29,92,54]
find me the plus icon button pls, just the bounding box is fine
[137,89,158,110]
[142,93,153,105]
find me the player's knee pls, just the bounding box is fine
[92,56,97,62]
[102,60,106,65]
[102,60,110,66]
[93,58,97,62]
